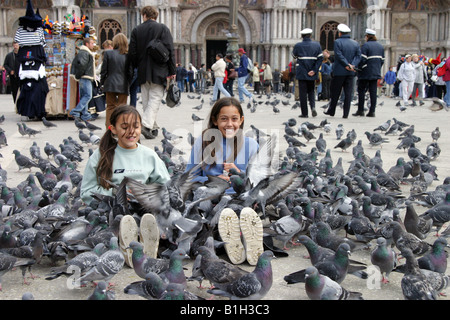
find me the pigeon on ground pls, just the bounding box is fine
[335,124,344,140]
[162,128,183,141]
[431,127,441,142]
[283,123,300,137]
[89,132,100,145]
[22,123,41,137]
[346,200,378,243]
[388,221,431,255]
[17,122,27,136]
[159,248,190,287]
[45,243,107,280]
[124,271,167,300]
[429,97,448,111]
[87,280,115,300]
[417,237,449,274]
[78,130,92,145]
[374,119,391,132]
[84,120,102,131]
[0,253,35,291]
[29,141,41,159]
[315,133,327,153]
[12,150,39,172]
[159,283,205,300]
[387,157,406,183]
[419,192,450,233]
[304,266,364,300]
[364,131,389,147]
[371,237,397,284]
[334,136,353,152]
[192,113,203,122]
[384,122,402,135]
[400,246,439,300]
[78,237,125,287]
[267,205,306,250]
[127,241,170,279]
[207,251,275,300]
[403,201,433,239]
[42,117,57,128]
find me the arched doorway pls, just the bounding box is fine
[205,20,230,69]
[98,19,122,45]
[320,21,339,52]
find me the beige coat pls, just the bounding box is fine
[211,58,227,78]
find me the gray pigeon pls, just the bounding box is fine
[417,237,448,274]
[87,280,115,300]
[431,127,441,141]
[304,266,364,300]
[78,130,91,145]
[127,241,170,279]
[124,271,167,300]
[207,251,275,300]
[315,133,327,153]
[403,201,433,239]
[0,253,35,291]
[334,137,353,152]
[12,150,39,171]
[374,119,391,132]
[159,282,205,300]
[268,205,306,250]
[335,124,344,140]
[192,113,203,122]
[371,237,397,284]
[78,237,125,286]
[42,117,57,128]
[159,248,190,287]
[22,123,41,137]
[364,131,389,147]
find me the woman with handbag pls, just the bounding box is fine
[224,54,236,97]
[100,33,133,129]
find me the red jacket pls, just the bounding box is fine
[443,58,450,82]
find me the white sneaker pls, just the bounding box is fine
[240,207,264,266]
[139,213,159,258]
[119,215,139,268]
[218,208,246,264]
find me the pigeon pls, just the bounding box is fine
[87,280,115,300]
[159,248,190,287]
[207,251,275,300]
[124,271,167,300]
[78,130,92,145]
[335,124,344,140]
[419,192,450,233]
[22,123,41,137]
[193,103,203,110]
[384,122,402,135]
[388,221,431,255]
[192,113,203,122]
[400,246,439,300]
[387,157,406,183]
[162,128,183,141]
[426,142,441,161]
[431,127,441,142]
[294,235,335,266]
[309,221,363,253]
[195,246,249,289]
[84,120,102,131]
[45,243,107,280]
[127,241,170,279]
[284,135,306,148]
[417,237,448,274]
[429,97,448,111]
[29,141,41,159]
[74,118,87,130]
[42,117,57,128]
[44,142,60,158]
[364,131,389,147]
[0,130,8,148]
[283,123,300,137]
[346,200,377,243]
[267,205,306,250]
[315,133,327,153]
[403,201,433,240]
[12,150,39,171]
[374,119,391,132]
[304,266,364,300]
[89,132,100,145]
[370,237,397,284]
[334,137,353,152]
[17,122,27,136]
[299,126,316,142]
[159,283,205,300]
[78,237,125,286]
[0,253,36,291]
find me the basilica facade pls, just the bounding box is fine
[1,0,449,73]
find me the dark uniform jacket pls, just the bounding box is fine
[129,19,176,86]
[358,40,385,80]
[292,38,323,81]
[100,49,133,94]
[332,34,361,77]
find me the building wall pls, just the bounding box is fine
[1,0,449,75]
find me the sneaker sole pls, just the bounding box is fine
[218,208,245,264]
[119,215,138,268]
[139,213,159,258]
[240,207,264,266]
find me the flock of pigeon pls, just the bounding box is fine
[0,90,448,302]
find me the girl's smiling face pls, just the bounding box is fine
[212,105,244,139]
[110,113,141,149]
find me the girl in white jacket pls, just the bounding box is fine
[397,54,416,107]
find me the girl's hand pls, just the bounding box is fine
[223,162,239,174]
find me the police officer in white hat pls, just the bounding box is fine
[324,23,361,118]
[353,28,384,117]
[292,28,323,118]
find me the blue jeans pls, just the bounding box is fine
[237,76,253,102]
[71,78,93,120]
[212,77,230,101]
[444,81,450,107]
[177,80,185,93]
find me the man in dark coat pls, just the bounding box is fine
[3,41,20,103]
[324,24,361,118]
[129,6,176,139]
[353,28,385,117]
[292,28,323,118]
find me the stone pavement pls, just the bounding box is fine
[0,86,448,301]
